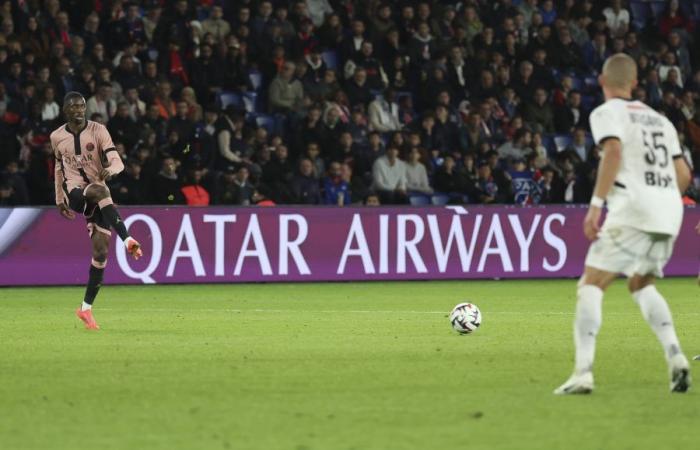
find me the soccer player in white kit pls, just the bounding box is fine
[554,54,693,394]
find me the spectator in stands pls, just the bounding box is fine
[522,87,555,133]
[539,166,564,203]
[368,87,400,133]
[290,158,321,204]
[215,165,255,205]
[112,160,149,205]
[152,155,184,204]
[564,128,590,165]
[108,101,139,150]
[269,61,304,114]
[371,145,407,204]
[181,168,210,206]
[345,67,373,108]
[202,6,231,43]
[498,127,533,161]
[86,82,116,121]
[554,90,586,133]
[405,147,432,195]
[602,0,629,37]
[323,161,351,205]
[1,160,29,205]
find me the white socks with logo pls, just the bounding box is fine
[574,285,604,374]
[633,285,682,361]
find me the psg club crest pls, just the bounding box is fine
[86,143,95,152]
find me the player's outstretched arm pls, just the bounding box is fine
[583,138,622,240]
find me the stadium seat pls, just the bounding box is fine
[321,50,338,70]
[409,194,431,206]
[255,114,275,133]
[431,194,450,205]
[147,48,158,61]
[218,92,241,109]
[554,135,573,152]
[248,71,263,91]
[583,76,599,94]
[242,92,258,113]
[540,134,556,155]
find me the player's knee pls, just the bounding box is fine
[93,248,108,263]
[85,184,109,202]
[628,275,654,293]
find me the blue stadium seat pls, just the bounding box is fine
[321,50,338,70]
[554,135,573,152]
[218,92,241,109]
[242,92,258,113]
[248,71,263,91]
[540,134,556,156]
[431,194,450,205]
[409,194,431,206]
[629,1,651,30]
[583,76,599,94]
[255,114,275,133]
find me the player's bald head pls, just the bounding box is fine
[601,53,637,90]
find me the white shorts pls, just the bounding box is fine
[584,226,676,278]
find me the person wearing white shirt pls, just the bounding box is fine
[554,53,692,396]
[405,147,433,194]
[368,88,401,133]
[372,146,408,204]
[603,0,629,37]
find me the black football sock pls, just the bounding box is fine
[99,203,130,241]
[84,263,105,305]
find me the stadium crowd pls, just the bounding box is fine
[0,0,699,207]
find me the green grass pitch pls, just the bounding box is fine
[1,279,699,450]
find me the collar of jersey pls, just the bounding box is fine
[66,121,88,136]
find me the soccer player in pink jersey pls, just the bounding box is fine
[52,92,143,330]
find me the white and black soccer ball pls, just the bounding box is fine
[449,303,482,334]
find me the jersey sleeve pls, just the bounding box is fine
[665,120,683,159]
[52,136,66,206]
[96,124,124,176]
[590,105,624,145]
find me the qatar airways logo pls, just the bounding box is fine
[114,210,568,284]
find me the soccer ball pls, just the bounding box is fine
[449,303,482,334]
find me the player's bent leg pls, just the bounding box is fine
[76,231,109,330]
[84,183,142,259]
[554,267,617,395]
[629,274,691,393]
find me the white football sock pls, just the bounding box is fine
[574,285,603,374]
[81,301,92,311]
[633,285,682,361]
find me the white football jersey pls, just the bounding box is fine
[589,98,684,236]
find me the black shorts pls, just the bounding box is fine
[68,188,111,236]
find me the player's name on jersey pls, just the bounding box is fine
[628,112,663,127]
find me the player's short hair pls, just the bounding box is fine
[602,53,637,89]
[63,91,84,106]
